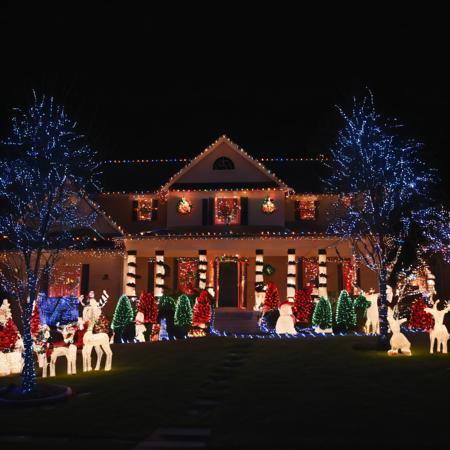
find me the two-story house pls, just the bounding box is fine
[48,135,383,318]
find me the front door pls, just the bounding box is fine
[218,261,238,307]
[215,258,247,308]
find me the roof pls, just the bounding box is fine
[99,155,330,194]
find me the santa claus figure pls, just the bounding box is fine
[275,301,297,334]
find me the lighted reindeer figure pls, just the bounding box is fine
[37,324,78,378]
[79,318,113,372]
[424,300,450,354]
[79,290,113,371]
[387,316,412,356]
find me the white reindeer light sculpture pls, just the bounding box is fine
[424,300,450,354]
[38,324,78,378]
[387,316,412,356]
[79,290,113,372]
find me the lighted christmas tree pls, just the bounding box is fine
[262,282,280,313]
[192,290,212,327]
[158,295,177,317]
[293,284,314,324]
[409,298,434,330]
[335,290,356,332]
[174,294,192,332]
[137,292,159,323]
[0,318,19,351]
[30,301,41,337]
[111,295,134,340]
[312,297,332,330]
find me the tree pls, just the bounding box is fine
[0,318,19,351]
[111,295,134,340]
[174,294,192,332]
[157,295,177,317]
[192,290,211,326]
[312,297,332,330]
[335,290,356,332]
[293,284,314,324]
[0,93,99,393]
[409,298,434,331]
[137,292,158,323]
[326,92,446,346]
[262,282,280,313]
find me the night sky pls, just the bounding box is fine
[1,4,449,197]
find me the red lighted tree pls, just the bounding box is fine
[193,290,212,326]
[293,284,314,324]
[0,318,19,351]
[31,302,40,337]
[263,282,280,313]
[409,298,434,331]
[137,292,159,324]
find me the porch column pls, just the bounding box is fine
[318,248,328,298]
[154,250,165,297]
[198,250,207,290]
[254,249,264,310]
[287,249,296,301]
[125,250,137,298]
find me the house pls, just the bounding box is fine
[40,135,388,319]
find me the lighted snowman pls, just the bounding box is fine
[275,301,297,334]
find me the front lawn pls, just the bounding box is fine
[0,333,448,449]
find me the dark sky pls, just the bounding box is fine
[1,4,449,194]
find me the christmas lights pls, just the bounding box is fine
[0,93,100,393]
[261,196,277,214]
[325,91,447,344]
[176,197,193,215]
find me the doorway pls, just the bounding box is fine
[215,257,247,308]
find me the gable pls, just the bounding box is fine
[163,136,289,191]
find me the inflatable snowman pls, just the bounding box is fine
[275,301,297,334]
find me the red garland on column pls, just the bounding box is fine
[31,302,41,337]
[293,284,314,324]
[137,292,159,323]
[0,318,19,351]
[262,282,280,313]
[343,259,355,292]
[192,290,212,326]
[408,298,434,330]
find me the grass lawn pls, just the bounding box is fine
[1,333,449,449]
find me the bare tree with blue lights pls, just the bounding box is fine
[0,93,99,393]
[326,92,447,346]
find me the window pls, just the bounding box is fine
[136,199,153,221]
[48,264,81,298]
[296,199,317,220]
[215,197,241,225]
[213,157,235,170]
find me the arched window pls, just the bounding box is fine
[213,156,235,170]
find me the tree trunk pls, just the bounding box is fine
[377,266,389,350]
[21,295,37,394]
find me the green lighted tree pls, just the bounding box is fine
[312,297,332,330]
[335,290,356,332]
[111,295,134,341]
[174,294,192,333]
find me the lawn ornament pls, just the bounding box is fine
[135,311,146,342]
[425,300,450,354]
[365,291,379,334]
[387,316,411,356]
[79,318,113,372]
[276,301,297,334]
